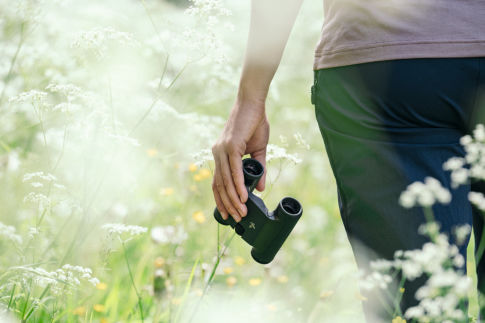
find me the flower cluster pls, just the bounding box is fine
[0,222,22,245]
[443,123,485,188]
[359,224,471,322]
[17,264,99,295]
[102,223,148,238]
[151,225,188,245]
[70,26,139,59]
[266,144,302,164]
[399,177,451,208]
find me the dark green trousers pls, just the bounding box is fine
[312,58,485,322]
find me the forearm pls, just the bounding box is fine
[238,0,304,104]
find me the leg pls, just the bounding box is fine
[313,58,481,321]
[468,57,485,320]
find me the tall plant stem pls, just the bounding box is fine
[121,240,144,322]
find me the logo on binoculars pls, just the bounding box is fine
[249,222,256,229]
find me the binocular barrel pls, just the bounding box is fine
[242,158,264,192]
[251,197,302,264]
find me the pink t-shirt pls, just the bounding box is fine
[314,0,485,70]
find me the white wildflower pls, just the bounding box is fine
[473,123,485,141]
[266,144,302,164]
[468,191,485,211]
[279,135,288,147]
[459,134,472,146]
[23,192,51,209]
[70,26,139,59]
[405,305,425,319]
[418,222,441,237]
[453,224,472,245]
[8,89,49,107]
[450,168,469,188]
[192,148,213,167]
[293,132,310,150]
[442,157,465,171]
[102,223,147,237]
[399,177,451,208]
[23,171,57,183]
[0,222,22,244]
[28,227,39,239]
[369,259,393,272]
[151,225,188,245]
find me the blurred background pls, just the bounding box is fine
[0,0,478,322]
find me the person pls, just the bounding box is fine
[210,0,485,321]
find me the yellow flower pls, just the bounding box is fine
[355,292,368,301]
[93,304,106,313]
[392,316,407,323]
[154,257,165,268]
[192,211,206,223]
[249,278,261,286]
[188,163,198,172]
[96,282,107,291]
[72,306,86,316]
[171,297,182,305]
[266,304,277,311]
[234,256,246,266]
[319,290,334,300]
[223,267,234,274]
[226,276,237,287]
[160,187,174,196]
[193,168,211,181]
[276,275,288,283]
[198,168,211,179]
[147,148,158,157]
[100,319,109,323]
[400,287,405,293]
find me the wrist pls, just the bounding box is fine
[236,86,267,109]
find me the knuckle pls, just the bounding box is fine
[211,144,219,155]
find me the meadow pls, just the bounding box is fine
[0,0,482,322]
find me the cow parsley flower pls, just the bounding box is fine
[444,124,485,187]
[468,191,485,211]
[399,177,451,208]
[102,223,147,242]
[15,264,99,295]
[266,144,302,164]
[151,225,188,245]
[0,222,22,244]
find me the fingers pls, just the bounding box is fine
[228,154,248,204]
[212,153,244,222]
[250,149,267,192]
[212,179,228,220]
[219,154,247,217]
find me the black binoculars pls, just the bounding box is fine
[213,158,303,264]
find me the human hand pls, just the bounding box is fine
[211,97,269,223]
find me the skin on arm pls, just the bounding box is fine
[211,0,304,222]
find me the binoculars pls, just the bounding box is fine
[213,158,303,264]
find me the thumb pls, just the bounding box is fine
[250,149,267,192]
